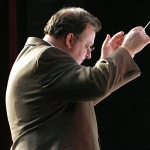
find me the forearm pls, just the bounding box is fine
[93,47,140,106]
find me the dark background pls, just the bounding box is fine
[1,0,150,149]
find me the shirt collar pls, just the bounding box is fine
[43,39,54,47]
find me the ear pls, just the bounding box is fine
[65,33,74,49]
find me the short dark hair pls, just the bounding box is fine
[44,7,102,38]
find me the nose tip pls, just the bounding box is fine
[86,52,91,59]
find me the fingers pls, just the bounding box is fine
[102,34,111,48]
[110,31,124,44]
[133,26,150,44]
[109,31,124,47]
[115,35,125,45]
[131,26,144,31]
[145,35,150,44]
[143,32,150,44]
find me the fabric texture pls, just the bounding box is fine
[6,37,141,150]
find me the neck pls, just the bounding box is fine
[43,34,66,51]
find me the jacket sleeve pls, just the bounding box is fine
[92,47,140,106]
[37,47,140,104]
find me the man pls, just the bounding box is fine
[6,7,150,150]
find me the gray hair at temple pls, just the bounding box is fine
[44,7,102,38]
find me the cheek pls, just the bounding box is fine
[77,45,86,58]
[72,43,87,63]
[77,43,86,54]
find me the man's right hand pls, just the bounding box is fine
[121,26,150,58]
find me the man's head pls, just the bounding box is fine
[44,7,102,64]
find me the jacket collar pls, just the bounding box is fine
[25,37,51,46]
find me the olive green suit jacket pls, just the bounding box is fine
[6,37,140,150]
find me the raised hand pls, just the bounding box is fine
[121,26,150,58]
[100,31,125,59]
